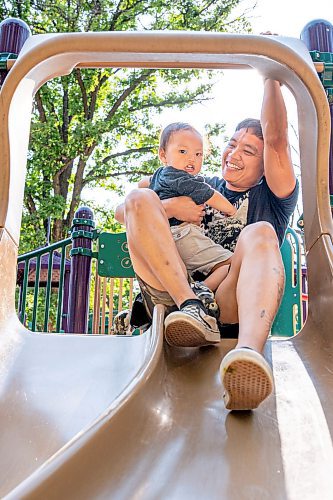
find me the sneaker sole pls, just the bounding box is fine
[164,314,220,347]
[220,349,274,410]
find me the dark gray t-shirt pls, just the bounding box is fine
[202,176,299,251]
[150,166,214,226]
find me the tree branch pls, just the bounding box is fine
[88,73,109,120]
[105,70,155,122]
[109,0,124,31]
[198,0,217,15]
[86,0,102,31]
[128,96,211,112]
[102,146,155,164]
[74,68,89,119]
[62,83,69,143]
[25,193,37,214]
[109,0,146,30]
[66,156,87,225]
[83,169,151,187]
[83,146,155,185]
[35,91,47,123]
[53,159,75,196]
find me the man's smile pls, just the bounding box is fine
[225,161,242,171]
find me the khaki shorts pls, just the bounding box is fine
[171,223,232,276]
[136,275,178,319]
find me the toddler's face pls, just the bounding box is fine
[159,129,203,175]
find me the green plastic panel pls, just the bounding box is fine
[97,232,135,278]
[310,50,333,86]
[0,52,17,69]
[297,196,333,231]
[271,227,303,337]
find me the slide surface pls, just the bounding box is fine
[1,304,333,499]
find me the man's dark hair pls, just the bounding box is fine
[235,118,263,140]
[159,122,200,150]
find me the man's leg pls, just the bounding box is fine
[215,222,284,410]
[124,189,220,346]
[124,189,193,306]
[215,221,284,351]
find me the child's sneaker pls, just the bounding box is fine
[219,347,274,410]
[191,281,220,319]
[113,309,133,335]
[164,300,220,347]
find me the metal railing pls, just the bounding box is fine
[17,237,71,332]
[16,207,138,335]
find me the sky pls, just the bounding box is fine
[242,0,331,37]
[83,0,331,214]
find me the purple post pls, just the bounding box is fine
[0,18,31,85]
[301,19,333,194]
[300,19,333,52]
[67,207,95,333]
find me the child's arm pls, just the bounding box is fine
[207,191,236,216]
[138,176,152,188]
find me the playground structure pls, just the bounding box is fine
[16,206,305,337]
[16,205,142,335]
[0,17,333,499]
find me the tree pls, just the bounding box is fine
[1,0,252,251]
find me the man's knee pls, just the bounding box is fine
[238,222,280,252]
[125,188,160,216]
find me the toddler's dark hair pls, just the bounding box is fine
[159,122,201,150]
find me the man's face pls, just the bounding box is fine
[159,129,203,176]
[222,128,264,191]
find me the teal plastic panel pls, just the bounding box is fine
[97,232,135,278]
[271,227,303,337]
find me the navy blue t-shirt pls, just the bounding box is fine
[150,166,214,226]
[202,176,299,251]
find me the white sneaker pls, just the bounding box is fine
[220,348,274,410]
[164,302,220,347]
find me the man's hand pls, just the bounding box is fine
[162,196,205,225]
[260,31,279,36]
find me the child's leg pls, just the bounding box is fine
[203,260,231,291]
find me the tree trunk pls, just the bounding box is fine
[53,218,64,242]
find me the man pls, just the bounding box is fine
[115,79,298,410]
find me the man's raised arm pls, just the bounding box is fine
[261,79,296,198]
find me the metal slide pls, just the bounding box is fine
[1,32,333,499]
